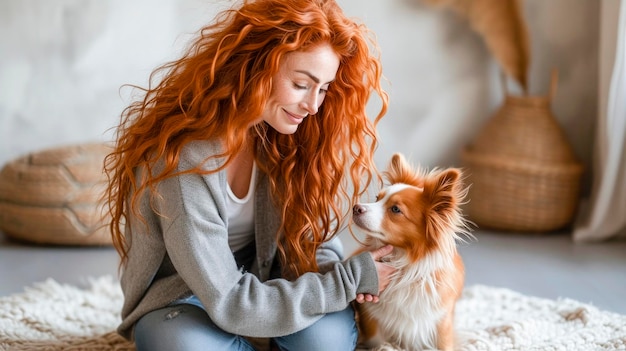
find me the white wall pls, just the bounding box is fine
[0,0,598,191]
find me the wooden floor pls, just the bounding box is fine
[1,229,625,315]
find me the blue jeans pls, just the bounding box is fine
[134,296,358,351]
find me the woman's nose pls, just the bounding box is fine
[301,92,319,115]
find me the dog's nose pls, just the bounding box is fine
[353,204,367,215]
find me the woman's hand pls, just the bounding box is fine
[355,245,395,304]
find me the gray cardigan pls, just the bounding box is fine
[117,140,379,339]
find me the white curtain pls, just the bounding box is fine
[573,0,626,241]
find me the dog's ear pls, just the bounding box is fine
[434,169,460,210]
[418,168,463,248]
[423,168,463,222]
[386,153,420,185]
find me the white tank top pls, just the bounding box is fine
[226,162,256,252]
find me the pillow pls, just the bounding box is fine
[0,143,113,246]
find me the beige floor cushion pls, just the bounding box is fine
[0,143,113,245]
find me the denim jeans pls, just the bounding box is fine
[134,295,358,351]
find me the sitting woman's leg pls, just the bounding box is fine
[273,305,357,351]
[133,297,256,351]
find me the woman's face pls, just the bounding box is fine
[259,42,340,135]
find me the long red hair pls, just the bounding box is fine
[104,0,388,278]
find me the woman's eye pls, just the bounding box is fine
[391,205,401,214]
[293,83,307,89]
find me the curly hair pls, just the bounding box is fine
[104,0,388,278]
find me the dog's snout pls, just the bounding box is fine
[353,204,367,215]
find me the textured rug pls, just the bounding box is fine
[1,277,625,351]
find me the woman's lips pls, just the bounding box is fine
[284,109,307,124]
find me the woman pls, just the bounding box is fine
[104,0,393,350]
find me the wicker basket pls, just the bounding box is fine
[0,143,113,245]
[461,72,583,232]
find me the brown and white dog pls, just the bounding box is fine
[352,153,470,351]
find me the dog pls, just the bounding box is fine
[352,153,470,351]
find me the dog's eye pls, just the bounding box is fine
[390,205,401,214]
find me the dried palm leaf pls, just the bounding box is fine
[422,0,530,92]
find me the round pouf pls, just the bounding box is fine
[0,143,113,245]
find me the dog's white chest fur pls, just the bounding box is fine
[363,252,449,351]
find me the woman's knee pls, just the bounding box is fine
[134,304,255,351]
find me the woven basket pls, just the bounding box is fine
[0,143,113,245]
[461,71,583,232]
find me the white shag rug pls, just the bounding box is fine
[1,277,625,351]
